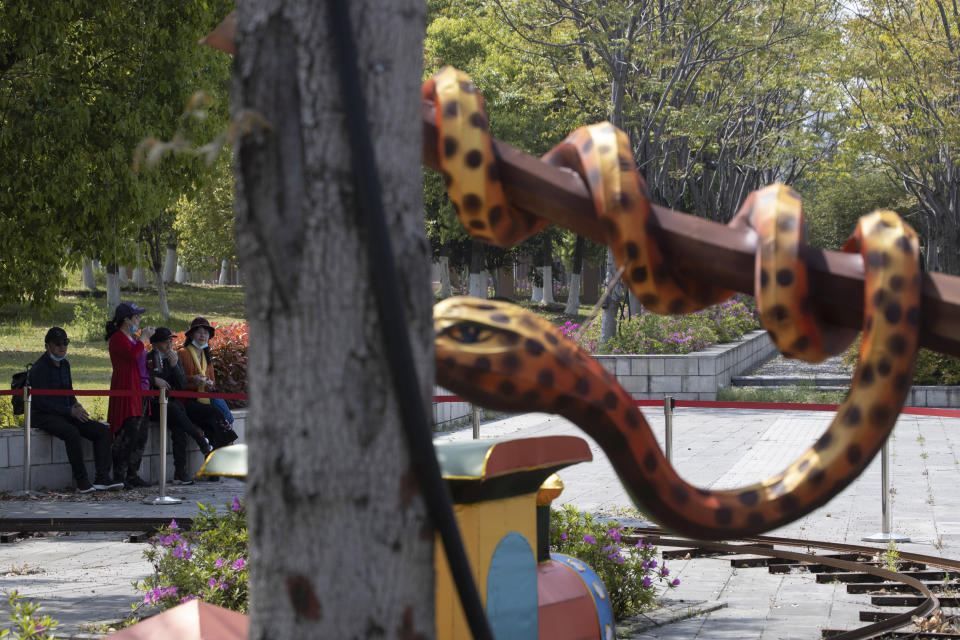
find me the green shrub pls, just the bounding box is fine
[843,337,960,386]
[550,505,677,619]
[68,298,106,343]
[138,498,248,613]
[0,591,59,640]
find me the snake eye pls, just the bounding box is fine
[442,322,491,344]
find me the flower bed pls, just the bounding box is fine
[558,295,759,355]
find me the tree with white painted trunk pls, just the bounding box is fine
[564,237,585,315]
[162,246,177,283]
[468,241,487,298]
[233,2,432,637]
[106,264,121,310]
[81,258,97,292]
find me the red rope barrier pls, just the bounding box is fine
[168,390,248,400]
[28,389,160,397]
[0,390,20,396]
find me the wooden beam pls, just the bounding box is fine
[423,100,960,357]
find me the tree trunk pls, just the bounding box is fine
[118,266,128,283]
[538,234,554,304]
[564,236,584,315]
[81,258,97,292]
[218,259,230,285]
[496,266,514,300]
[600,248,621,342]
[234,2,431,637]
[106,263,121,310]
[175,264,187,283]
[468,241,486,298]
[438,254,451,298]
[162,246,178,283]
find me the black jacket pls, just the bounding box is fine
[146,350,187,391]
[29,353,77,417]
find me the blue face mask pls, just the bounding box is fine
[130,323,139,333]
[192,340,208,350]
[49,353,66,362]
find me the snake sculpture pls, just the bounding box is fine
[425,66,921,539]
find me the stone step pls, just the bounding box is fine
[732,375,850,387]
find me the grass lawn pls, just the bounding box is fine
[1,271,246,424]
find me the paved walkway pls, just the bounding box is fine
[2,401,960,638]
[436,407,960,639]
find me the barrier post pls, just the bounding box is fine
[15,387,42,496]
[472,405,481,440]
[145,388,181,505]
[862,439,908,543]
[663,396,675,464]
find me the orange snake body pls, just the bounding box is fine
[427,67,921,539]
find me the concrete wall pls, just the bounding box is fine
[0,409,247,493]
[594,329,777,401]
[908,386,960,408]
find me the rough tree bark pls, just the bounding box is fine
[233,2,432,637]
[438,253,451,298]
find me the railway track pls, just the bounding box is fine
[625,526,960,640]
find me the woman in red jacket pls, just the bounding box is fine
[106,302,155,488]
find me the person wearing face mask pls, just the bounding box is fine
[105,301,155,488]
[29,328,123,493]
[178,317,238,453]
[146,327,213,485]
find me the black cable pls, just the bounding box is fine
[326,2,494,639]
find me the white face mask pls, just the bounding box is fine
[192,340,208,350]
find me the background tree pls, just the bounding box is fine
[842,0,960,273]
[0,0,231,309]
[234,1,433,636]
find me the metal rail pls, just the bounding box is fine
[625,526,959,639]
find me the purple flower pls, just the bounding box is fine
[607,527,622,542]
[583,534,596,545]
[231,496,243,513]
[180,594,196,604]
[169,519,179,530]
[661,566,670,577]
[215,557,225,568]
[560,531,568,541]
[671,578,680,587]
[171,544,192,560]
[232,557,246,570]
[209,577,218,588]
[642,576,653,587]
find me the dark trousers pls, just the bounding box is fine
[31,413,112,485]
[150,399,206,473]
[112,414,150,481]
[184,399,237,448]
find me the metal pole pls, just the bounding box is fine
[472,405,481,440]
[145,388,180,505]
[862,439,908,543]
[22,387,32,492]
[663,396,674,464]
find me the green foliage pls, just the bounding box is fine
[550,505,677,619]
[138,499,248,613]
[0,0,233,308]
[842,337,960,386]
[68,299,107,344]
[802,170,915,250]
[0,591,59,640]
[913,350,960,386]
[173,158,236,273]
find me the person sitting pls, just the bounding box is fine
[146,327,213,485]
[178,317,238,450]
[29,328,123,493]
[105,302,154,488]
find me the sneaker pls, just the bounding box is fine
[172,470,194,485]
[124,475,149,489]
[93,480,125,491]
[77,480,96,494]
[199,438,213,457]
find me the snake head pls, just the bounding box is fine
[434,296,601,414]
